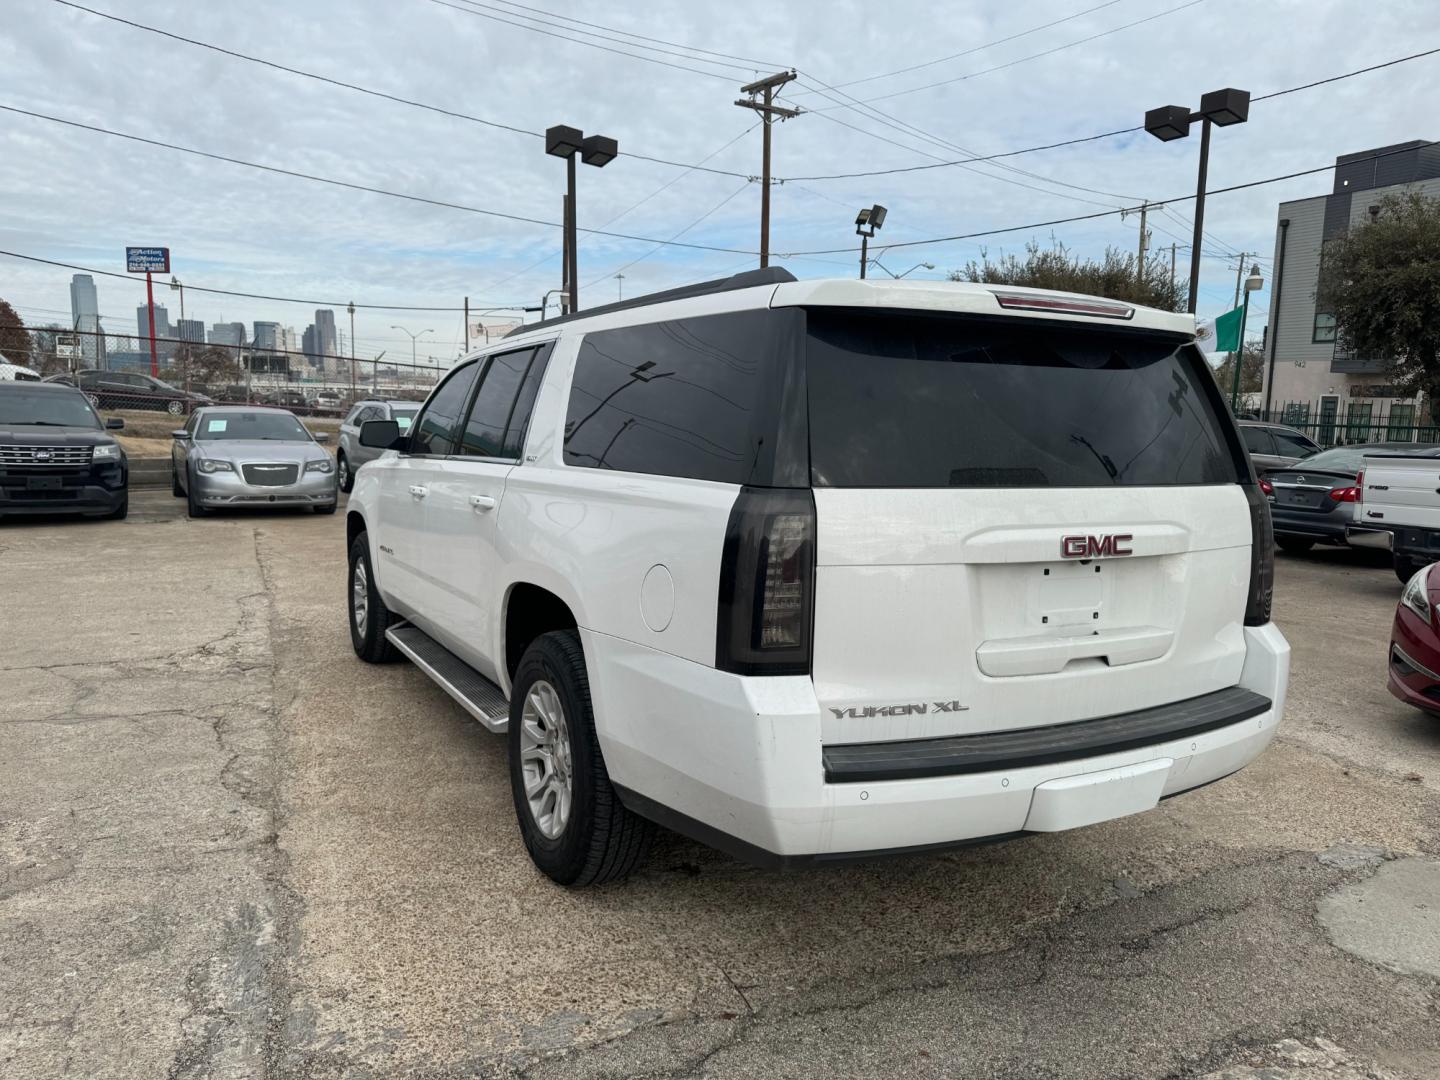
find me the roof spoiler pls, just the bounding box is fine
[505,267,797,337]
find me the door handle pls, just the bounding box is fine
[408,484,428,498]
[469,494,496,512]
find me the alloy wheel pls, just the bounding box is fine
[519,680,573,840]
[351,558,369,637]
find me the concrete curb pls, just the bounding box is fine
[128,456,171,490]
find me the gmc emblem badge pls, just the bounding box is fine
[1061,534,1134,559]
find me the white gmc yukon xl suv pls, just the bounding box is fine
[344,268,1290,886]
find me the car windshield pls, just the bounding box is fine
[196,411,311,441]
[392,407,417,431]
[0,388,101,428]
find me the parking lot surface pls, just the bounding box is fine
[4,493,1440,1078]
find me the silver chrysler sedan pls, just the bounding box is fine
[170,406,337,518]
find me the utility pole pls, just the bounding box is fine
[463,296,469,354]
[735,71,800,269]
[1130,202,1160,285]
[1170,243,1178,284]
[1230,253,1254,309]
[615,273,625,301]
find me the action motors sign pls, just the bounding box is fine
[125,247,170,273]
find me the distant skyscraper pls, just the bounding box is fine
[176,319,204,345]
[314,309,338,359]
[302,324,319,364]
[69,274,102,364]
[252,321,281,351]
[137,303,173,359]
[208,322,246,349]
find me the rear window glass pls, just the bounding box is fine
[805,310,1244,488]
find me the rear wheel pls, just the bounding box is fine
[508,630,653,887]
[166,399,185,416]
[348,533,398,662]
[337,452,354,493]
[1277,537,1314,555]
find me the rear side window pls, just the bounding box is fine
[806,310,1243,488]
[1242,427,1275,456]
[410,361,479,456]
[1272,429,1318,456]
[562,309,803,485]
[460,347,534,459]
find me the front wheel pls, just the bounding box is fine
[1396,557,1428,585]
[509,630,653,887]
[1277,537,1314,555]
[106,495,128,520]
[186,474,206,518]
[348,533,397,662]
[337,452,354,493]
[166,399,185,416]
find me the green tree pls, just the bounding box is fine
[0,297,33,365]
[1212,342,1265,403]
[951,240,1185,312]
[1317,191,1440,397]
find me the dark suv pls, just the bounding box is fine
[56,369,211,415]
[0,382,129,519]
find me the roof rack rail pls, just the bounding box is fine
[505,266,797,338]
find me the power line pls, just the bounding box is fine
[47,0,755,181]
[846,0,1211,107]
[586,181,752,288]
[0,248,521,311]
[782,139,1438,257]
[423,0,739,82]
[0,103,763,257]
[794,0,1126,95]
[784,45,1440,182]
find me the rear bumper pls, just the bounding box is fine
[1347,526,1393,551]
[1271,509,1349,544]
[588,623,1290,866]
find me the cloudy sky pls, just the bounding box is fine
[1,0,1436,366]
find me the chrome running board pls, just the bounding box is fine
[386,621,510,733]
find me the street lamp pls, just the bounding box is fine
[1144,87,1250,314]
[855,204,887,280]
[547,124,619,315]
[390,326,434,383]
[1229,264,1264,411]
[347,301,357,403]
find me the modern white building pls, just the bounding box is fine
[1260,140,1440,441]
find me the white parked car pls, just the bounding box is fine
[0,360,42,381]
[343,269,1290,886]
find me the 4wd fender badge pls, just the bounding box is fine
[829,700,969,719]
[1061,533,1133,559]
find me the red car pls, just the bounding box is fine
[1388,563,1440,714]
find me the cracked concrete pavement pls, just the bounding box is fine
[3,494,1440,1078]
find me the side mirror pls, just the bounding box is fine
[312,432,330,444]
[360,418,404,449]
[105,417,125,430]
[171,429,191,440]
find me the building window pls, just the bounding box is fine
[1313,313,1337,343]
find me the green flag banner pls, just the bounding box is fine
[1212,305,1243,352]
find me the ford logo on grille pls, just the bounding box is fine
[33,450,52,461]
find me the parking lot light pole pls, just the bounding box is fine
[1230,264,1264,411]
[546,125,618,315]
[170,275,186,391]
[347,301,356,403]
[854,204,887,279]
[1144,88,1250,314]
[391,326,433,383]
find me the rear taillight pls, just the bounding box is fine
[1244,484,1274,626]
[716,487,816,675]
[1329,486,1359,502]
[1355,469,1364,505]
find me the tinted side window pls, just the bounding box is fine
[1241,427,1276,456]
[563,310,802,484]
[460,348,534,458]
[501,344,551,459]
[1272,429,1317,456]
[410,362,479,456]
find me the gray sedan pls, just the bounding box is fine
[171,406,337,518]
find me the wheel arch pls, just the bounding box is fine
[503,577,583,684]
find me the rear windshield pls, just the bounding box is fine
[805,310,1243,488]
[197,412,310,441]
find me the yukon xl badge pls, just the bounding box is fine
[1061,533,1133,559]
[829,700,969,719]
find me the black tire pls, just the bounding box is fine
[508,630,653,887]
[186,473,206,518]
[1277,537,1314,555]
[171,469,184,497]
[314,501,338,515]
[1396,557,1426,585]
[337,452,355,493]
[106,495,128,520]
[347,533,398,662]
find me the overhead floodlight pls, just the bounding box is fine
[868,204,887,230]
[854,208,871,229]
[581,134,618,168]
[1199,87,1250,127]
[1144,105,1191,142]
[545,124,584,158]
